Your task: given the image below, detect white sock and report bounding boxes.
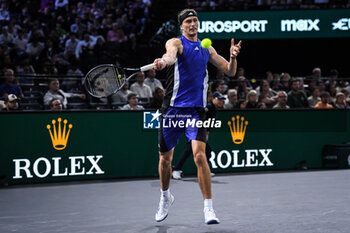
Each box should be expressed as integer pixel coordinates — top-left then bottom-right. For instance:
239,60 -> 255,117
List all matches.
161,189 -> 170,198
204,199 -> 213,209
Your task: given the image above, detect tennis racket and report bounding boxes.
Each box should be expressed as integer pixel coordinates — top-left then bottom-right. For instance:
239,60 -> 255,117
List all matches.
83,63 -> 155,98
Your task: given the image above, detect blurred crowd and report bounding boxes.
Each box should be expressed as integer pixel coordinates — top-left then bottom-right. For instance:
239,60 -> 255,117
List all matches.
1,64 -> 349,111
0,0 -> 349,111
0,0 -> 150,77
210,67 -> 350,110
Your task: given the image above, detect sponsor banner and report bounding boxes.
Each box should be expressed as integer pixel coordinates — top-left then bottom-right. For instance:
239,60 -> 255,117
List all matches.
196,9 -> 350,39
143,110 -> 222,129
0,110 -> 349,185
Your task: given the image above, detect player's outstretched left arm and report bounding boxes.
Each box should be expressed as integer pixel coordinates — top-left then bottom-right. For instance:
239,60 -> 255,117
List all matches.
209,38 -> 242,77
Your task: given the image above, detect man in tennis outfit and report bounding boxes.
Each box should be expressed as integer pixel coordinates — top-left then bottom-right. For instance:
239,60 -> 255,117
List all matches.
153,8 -> 242,224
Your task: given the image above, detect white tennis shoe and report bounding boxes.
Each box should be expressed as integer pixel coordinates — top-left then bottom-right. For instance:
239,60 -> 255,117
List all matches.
204,207 -> 220,224
172,170 -> 182,180
155,193 -> 174,222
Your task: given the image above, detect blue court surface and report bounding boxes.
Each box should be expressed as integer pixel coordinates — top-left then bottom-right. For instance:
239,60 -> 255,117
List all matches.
1,169 -> 349,233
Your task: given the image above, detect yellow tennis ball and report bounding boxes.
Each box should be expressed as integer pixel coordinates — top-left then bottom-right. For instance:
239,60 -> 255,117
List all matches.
118,74 -> 122,78
201,38 -> 212,49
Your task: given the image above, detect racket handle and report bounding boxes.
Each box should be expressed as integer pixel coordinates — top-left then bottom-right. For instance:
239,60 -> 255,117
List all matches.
140,63 -> 155,72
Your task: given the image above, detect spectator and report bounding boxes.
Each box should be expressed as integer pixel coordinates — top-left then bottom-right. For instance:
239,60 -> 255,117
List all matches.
62,63 -> 83,91
235,67 -> 246,79
41,0 -> 54,11
297,78 -> 311,96
287,79 -> 309,108
43,78 -> 85,109
16,61 -> 36,85
246,90 -> 258,108
54,22 -> 67,41
75,33 -> 95,60
0,2 -> 10,22
315,92 -> 333,109
311,67 -> 323,83
40,38 -> 60,61
40,58 -> 58,75
337,74 -> 349,93
0,98 -> 4,110
235,69 -> 252,88
49,98 -> 63,110
75,33 -> 96,73
308,87 -> 321,108
273,91 -> 290,109
120,92 -> 144,110
340,88 -> 350,106
258,80 -> 277,108
327,83 -> 337,102
271,73 -> 281,91
130,72 -> 152,99
147,86 -> 164,109
325,69 -> 339,87
213,80 -> 226,95
224,89 -> 239,109
107,22 -> 126,43
317,81 -> 326,93
239,99 -> 247,109
0,26 -> 14,45
70,17 -> 86,34
0,69 -> 24,99
13,29 -> 28,54
257,102 -> 267,109
55,0 -> 69,12
2,94 -> 20,111
334,93 -> 347,109
93,36 -> 109,65
215,69 -> 230,90
27,20 -> 45,41
26,37 -> 45,60
280,72 -> 291,92
111,81 -> 132,103
76,1 -> 84,18
266,72 -> 276,88
236,76 -> 250,101
64,33 -> 80,59
144,69 -> 163,93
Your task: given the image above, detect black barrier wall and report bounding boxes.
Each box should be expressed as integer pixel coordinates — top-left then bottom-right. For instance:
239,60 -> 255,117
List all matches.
0,110 -> 349,185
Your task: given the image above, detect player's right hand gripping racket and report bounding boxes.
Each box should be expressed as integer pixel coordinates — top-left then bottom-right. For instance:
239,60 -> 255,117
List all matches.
83,63 -> 154,98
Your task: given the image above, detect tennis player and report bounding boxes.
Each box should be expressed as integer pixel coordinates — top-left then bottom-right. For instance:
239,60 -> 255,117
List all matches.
153,8 -> 241,224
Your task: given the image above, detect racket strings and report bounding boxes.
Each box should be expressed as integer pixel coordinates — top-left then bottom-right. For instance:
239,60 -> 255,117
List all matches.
85,66 -> 125,97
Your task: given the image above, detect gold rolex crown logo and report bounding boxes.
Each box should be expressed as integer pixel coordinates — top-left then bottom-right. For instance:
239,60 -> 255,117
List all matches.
227,115 -> 248,144
46,118 -> 73,150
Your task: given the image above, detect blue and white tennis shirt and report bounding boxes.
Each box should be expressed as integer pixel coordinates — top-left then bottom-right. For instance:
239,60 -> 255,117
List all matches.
162,35 -> 210,108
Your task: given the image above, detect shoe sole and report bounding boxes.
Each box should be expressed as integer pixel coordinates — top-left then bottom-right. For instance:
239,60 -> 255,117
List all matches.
156,213 -> 168,222
155,195 -> 175,222
206,219 -> 220,224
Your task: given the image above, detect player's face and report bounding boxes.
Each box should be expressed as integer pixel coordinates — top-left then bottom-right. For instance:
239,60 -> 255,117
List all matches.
181,16 -> 198,37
